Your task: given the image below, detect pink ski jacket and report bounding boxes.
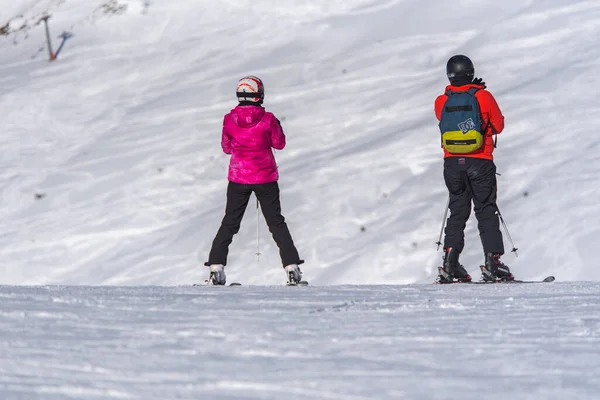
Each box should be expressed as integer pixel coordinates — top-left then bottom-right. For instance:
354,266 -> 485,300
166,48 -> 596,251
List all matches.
221,105 -> 286,184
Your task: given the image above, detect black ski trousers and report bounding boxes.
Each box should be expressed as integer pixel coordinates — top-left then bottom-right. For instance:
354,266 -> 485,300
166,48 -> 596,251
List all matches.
443,157 -> 504,255
206,181 -> 302,267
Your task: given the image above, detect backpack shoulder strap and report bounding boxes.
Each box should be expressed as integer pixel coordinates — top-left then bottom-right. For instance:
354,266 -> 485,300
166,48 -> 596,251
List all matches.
445,89 -> 454,96
466,87 -> 497,146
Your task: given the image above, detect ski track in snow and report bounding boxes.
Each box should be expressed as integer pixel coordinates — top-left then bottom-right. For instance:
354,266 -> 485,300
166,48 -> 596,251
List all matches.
1,284 -> 599,399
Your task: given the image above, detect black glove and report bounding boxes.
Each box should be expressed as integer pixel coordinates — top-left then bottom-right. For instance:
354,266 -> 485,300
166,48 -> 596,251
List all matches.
472,77 -> 486,88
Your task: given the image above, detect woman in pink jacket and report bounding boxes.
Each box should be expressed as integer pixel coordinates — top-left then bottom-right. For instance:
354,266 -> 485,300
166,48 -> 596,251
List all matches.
204,76 -> 304,285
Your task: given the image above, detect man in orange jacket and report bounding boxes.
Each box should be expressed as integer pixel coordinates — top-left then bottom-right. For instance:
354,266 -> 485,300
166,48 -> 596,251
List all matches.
434,55 -> 514,283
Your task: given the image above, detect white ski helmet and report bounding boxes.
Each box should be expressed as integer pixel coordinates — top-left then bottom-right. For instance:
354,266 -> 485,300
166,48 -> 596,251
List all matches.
236,76 -> 264,103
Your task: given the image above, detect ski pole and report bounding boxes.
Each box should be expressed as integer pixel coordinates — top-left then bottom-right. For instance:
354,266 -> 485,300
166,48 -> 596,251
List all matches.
255,196 -> 261,260
436,196 -> 450,251
496,209 -> 518,257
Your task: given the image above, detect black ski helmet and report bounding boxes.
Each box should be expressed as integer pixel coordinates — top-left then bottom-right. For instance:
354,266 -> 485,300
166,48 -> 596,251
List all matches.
446,55 -> 474,83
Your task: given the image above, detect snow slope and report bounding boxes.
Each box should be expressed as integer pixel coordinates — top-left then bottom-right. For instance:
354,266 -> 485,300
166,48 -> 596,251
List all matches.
1,283 -> 599,399
1,0 -> 600,285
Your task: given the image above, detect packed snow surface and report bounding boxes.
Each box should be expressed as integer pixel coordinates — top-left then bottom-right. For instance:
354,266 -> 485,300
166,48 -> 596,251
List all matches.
1,283 -> 599,399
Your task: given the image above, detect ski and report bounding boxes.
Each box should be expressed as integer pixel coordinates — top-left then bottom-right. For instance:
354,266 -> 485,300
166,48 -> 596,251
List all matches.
435,276 -> 555,284
192,282 -> 242,287
287,280 -> 309,286
465,276 -> 555,284
435,267 -> 555,284
190,281 -> 310,287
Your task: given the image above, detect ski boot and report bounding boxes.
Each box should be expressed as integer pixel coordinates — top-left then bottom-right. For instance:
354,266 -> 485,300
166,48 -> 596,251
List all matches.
206,264 -> 226,285
284,264 -> 303,286
480,253 -> 514,282
436,248 -> 472,283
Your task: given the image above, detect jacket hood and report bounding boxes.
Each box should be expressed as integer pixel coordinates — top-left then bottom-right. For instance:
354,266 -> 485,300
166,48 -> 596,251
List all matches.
445,83 -> 486,92
231,105 -> 266,128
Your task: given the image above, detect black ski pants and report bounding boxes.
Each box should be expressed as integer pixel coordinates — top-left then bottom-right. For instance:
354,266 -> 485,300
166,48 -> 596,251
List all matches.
206,181 -> 303,267
443,157 -> 504,255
